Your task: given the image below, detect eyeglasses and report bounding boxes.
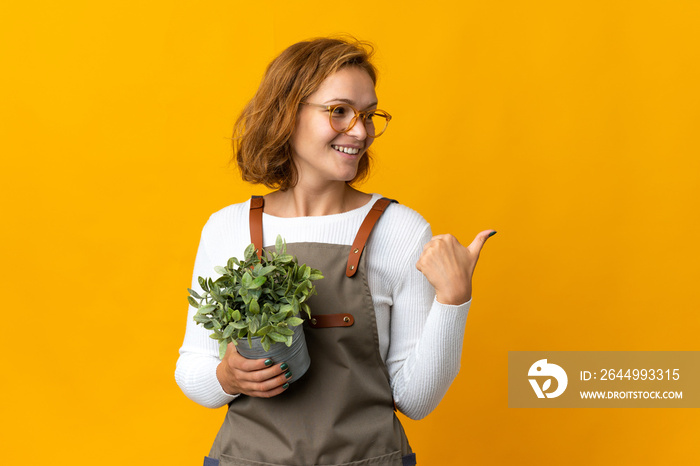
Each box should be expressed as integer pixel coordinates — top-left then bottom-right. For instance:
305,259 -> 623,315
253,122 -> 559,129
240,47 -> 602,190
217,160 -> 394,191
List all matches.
299,102 -> 392,138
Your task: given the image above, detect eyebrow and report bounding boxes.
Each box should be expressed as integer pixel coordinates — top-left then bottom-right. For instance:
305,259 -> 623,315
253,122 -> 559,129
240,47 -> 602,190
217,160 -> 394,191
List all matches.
323,98 -> 379,109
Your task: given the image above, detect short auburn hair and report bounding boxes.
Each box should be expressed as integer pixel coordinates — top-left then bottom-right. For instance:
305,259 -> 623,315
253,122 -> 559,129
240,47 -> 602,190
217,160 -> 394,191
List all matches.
233,37 -> 378,191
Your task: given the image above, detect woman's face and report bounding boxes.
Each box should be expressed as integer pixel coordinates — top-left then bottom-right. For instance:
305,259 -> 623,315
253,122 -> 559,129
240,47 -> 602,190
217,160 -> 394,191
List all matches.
290,66 -> 377,188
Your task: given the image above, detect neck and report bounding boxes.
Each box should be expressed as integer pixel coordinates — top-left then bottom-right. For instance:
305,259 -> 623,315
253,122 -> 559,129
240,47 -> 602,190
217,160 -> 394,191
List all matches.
264,183 -> 370,217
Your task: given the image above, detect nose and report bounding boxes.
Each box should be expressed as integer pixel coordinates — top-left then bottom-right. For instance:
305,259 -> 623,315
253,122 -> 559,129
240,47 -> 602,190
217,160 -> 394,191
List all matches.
346,116 -> 368,141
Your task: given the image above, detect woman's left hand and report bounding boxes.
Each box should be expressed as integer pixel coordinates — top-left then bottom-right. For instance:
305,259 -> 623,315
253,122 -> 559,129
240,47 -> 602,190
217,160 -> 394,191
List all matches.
415,230 -> 496,305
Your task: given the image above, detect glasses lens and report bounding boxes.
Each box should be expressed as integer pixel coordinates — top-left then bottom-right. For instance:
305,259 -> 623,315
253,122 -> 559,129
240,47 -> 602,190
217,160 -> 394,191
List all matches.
329,104 -> 356,133
366,111 -> 389,137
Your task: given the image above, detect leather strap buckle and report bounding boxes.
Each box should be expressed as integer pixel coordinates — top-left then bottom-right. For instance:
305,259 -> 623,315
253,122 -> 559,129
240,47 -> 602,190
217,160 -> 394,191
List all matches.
308,313 -> 354,328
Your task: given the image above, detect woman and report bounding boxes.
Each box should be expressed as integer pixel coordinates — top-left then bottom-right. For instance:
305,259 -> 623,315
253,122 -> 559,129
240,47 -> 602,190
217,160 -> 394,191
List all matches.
176,37 -> 495,466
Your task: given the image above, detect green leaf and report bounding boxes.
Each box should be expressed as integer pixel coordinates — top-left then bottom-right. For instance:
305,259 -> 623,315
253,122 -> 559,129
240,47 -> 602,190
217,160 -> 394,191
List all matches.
193,313 -> 210,324
244,243 -> 256,261
231,310 -> 241,321
269,311 -> 287,323
261,335 -> 271,352
278,254 -> 294,264
187,296 -> 200,308
276,326 -> 294,336
256,325 -> 272,336
301,303 -> 311,318
188,288 -> 202,299
248,298 -> 260,314
294,281 -> 308,297
249,288 -> 262,301
219,340 -> 228,359
249,315 -> 260,335
250,276 -> 267,289
198,304 -> 217,315
242,271 -> 253,288
263,303 -> 276,314
223,324 -> 235,339
309,272 -> 324,281
214,266 -> 228,275
286,317 -> 304,327
211,288 -> 225,304
268,332 -> 288,343
198,276 -> 209,292
279,303 -> 293,313
285,335 -> 293,347
212,320 -> 222,330
275,235 -> 284,253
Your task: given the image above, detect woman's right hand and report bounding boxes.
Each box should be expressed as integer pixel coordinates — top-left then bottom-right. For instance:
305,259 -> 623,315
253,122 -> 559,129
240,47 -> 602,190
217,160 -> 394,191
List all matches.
216,342 -> 291,398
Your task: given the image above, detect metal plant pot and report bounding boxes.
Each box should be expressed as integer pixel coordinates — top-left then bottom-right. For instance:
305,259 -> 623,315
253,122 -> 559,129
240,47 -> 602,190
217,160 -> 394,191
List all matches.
236,324 -> 310,384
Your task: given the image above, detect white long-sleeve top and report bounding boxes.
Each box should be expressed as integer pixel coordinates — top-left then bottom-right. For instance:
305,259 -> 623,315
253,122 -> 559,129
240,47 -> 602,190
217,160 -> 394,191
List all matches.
175,193 -> 470,420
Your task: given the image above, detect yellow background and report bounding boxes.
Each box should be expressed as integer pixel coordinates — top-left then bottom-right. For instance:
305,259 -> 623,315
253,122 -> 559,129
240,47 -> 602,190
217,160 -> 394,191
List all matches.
2,1 -> 699,464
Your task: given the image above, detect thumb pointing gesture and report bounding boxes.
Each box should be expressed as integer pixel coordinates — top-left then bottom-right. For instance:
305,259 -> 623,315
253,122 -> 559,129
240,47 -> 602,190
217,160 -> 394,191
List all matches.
416,230 -> 497,305
467,229 -> 497,264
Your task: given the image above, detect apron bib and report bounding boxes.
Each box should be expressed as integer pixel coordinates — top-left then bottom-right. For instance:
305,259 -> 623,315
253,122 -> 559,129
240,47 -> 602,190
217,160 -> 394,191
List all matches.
205,197 -> 415,466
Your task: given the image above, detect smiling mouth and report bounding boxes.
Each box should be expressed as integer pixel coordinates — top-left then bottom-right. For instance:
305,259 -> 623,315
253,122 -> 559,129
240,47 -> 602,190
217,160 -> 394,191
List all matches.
331,144 -> 361,155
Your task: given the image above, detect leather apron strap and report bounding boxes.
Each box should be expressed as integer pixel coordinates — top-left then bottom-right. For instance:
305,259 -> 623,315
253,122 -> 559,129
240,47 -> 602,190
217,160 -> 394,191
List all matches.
249,195 -> 264,260
346,197 -> 397,277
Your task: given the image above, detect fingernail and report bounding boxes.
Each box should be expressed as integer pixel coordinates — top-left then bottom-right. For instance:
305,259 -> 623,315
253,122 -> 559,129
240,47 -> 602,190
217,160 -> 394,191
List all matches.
488,231 -> 497,238
285,371 -> 292,379
280,363 -> 289,371
264,359 -> 273,366
282,383 -> 289,389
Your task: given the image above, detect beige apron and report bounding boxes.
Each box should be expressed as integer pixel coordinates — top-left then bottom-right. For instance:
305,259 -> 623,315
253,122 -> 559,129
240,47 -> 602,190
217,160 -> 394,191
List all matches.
205,197 -> 415,466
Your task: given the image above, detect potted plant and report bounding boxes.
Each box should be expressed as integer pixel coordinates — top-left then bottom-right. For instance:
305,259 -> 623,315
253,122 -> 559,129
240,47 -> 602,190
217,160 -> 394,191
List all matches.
187,235 -> 323,383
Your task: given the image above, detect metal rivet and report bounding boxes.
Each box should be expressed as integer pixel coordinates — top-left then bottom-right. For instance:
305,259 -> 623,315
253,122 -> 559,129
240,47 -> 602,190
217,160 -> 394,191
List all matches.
343,316 -> 350,323
311,318 -> 317,325
349,265 -> 355,270
353,248 -> 359,254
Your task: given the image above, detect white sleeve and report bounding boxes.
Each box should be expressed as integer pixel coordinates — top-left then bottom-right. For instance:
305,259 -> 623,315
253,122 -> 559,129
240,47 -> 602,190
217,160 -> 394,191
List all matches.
386,223 -> 471,420
174,223 -> 238,408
